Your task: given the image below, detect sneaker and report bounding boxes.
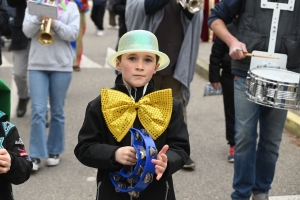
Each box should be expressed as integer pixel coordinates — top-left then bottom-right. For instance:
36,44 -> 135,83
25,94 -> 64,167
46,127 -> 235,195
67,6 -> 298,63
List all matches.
228,146 -> 234,163
46,154 -> 60,166
96,30 -> 104,36
17,97 -> 30,117
182,157 -> 196,169
73,65 -> 80,72
252,193 -> 269,200
31,158 -> 41,171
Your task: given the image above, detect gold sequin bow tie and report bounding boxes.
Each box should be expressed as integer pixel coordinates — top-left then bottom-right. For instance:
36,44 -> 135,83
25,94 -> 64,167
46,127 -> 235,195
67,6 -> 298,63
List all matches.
101,88 -> 173,142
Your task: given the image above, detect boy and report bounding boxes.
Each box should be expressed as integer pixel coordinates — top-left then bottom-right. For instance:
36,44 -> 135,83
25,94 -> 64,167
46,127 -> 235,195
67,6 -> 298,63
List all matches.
0,78 -> 32,200
74,30 -> 190,200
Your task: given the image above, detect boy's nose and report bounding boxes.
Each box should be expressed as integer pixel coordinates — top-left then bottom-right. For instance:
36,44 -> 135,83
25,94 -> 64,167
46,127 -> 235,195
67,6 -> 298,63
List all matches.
136,60 -> 144,70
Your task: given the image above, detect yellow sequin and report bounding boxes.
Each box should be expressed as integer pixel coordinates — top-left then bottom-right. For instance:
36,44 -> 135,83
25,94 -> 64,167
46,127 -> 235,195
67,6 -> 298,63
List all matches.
101,89 -> 173,142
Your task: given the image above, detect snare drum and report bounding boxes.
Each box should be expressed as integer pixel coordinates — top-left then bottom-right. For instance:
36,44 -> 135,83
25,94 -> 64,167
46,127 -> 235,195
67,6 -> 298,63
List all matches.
245,67 -> 300,110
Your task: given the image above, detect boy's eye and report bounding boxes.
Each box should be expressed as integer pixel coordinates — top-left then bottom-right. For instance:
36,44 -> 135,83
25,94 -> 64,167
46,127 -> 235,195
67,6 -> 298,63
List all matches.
145,58 -> 153,62
129,57 -> 136,60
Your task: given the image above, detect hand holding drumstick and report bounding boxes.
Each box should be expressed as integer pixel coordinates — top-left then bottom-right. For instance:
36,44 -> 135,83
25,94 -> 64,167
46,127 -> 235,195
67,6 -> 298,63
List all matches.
229,41 -> 279,60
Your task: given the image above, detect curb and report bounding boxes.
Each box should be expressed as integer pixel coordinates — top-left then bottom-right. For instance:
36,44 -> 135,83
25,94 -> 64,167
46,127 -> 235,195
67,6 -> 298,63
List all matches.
195,59 -> 300,138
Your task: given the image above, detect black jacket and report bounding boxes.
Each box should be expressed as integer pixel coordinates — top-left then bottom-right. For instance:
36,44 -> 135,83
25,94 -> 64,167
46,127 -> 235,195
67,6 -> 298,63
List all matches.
145,0 -> 193,20
7,0 -> 29,51
0,111 -> 32,200
74,75 -> 190,200
209,36 -> 232,82
209,22 -> 236,82
0,0 -> 9,65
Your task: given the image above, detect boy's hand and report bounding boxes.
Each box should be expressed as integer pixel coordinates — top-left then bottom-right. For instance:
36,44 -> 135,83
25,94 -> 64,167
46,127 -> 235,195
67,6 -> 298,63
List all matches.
115,146 -> 137,165
151,145 -> 169,181
0,149 -> 11,174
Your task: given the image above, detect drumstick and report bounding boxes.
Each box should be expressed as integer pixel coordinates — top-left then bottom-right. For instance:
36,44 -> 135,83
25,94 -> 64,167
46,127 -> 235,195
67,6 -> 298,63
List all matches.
244,52 -> 279,59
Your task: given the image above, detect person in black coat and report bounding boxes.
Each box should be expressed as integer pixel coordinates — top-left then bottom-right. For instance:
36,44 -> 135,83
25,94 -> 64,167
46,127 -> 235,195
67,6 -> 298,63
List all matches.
7,0 -> 31,118
74,30 -> 190,200
209,22 -> 236,163
0,111 -> 33,200
0,79 -> 32,200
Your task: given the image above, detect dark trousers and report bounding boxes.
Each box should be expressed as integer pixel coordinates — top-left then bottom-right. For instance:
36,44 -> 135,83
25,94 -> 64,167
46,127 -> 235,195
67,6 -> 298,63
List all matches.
91,5 -> 105,30
220,72 -> 235,146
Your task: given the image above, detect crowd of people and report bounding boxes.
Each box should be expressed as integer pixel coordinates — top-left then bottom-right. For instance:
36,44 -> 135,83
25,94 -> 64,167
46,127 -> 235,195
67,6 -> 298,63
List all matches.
0,0 -> 299,199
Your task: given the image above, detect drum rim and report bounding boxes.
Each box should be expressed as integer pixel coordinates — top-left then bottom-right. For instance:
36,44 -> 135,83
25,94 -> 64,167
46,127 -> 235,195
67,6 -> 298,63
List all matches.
248,68 -> 300,85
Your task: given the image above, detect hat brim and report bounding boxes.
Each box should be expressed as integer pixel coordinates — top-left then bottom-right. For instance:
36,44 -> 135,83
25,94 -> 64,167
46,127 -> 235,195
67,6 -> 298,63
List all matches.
107,49 -> 170,71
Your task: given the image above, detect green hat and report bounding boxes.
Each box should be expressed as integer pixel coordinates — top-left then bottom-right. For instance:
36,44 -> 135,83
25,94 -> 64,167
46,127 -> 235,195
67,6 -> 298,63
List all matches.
107,30 -> 170,71
0,79 -> 11,121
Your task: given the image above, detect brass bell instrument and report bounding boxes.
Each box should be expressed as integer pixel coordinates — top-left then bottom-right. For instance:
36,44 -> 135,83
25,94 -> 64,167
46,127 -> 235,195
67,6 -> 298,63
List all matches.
177,0 -> 203,13
37,0 -> 55,45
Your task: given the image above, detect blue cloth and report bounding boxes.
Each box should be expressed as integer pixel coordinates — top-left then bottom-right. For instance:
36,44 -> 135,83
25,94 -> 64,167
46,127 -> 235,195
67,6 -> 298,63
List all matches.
92,0 -> 106,6
232,77 -> 287,200
207,0 -> 246,27
29,70 -> 72,158
73,0 -> 82,9
70,41 -> 76,58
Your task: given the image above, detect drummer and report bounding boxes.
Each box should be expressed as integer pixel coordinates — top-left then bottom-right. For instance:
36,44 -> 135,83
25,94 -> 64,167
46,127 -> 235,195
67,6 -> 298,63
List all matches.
208,1 -> 300,200
74,30 -> 190,200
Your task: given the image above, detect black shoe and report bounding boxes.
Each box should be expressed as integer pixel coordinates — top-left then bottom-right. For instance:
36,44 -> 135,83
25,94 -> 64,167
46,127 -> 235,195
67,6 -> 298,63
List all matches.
182,157 -> 196,169
31,158 -> 41,171
17,97 -> 30,117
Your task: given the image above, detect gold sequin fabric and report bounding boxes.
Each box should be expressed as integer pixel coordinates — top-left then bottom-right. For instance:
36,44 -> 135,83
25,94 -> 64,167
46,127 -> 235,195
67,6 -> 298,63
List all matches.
101,89 -> 173,142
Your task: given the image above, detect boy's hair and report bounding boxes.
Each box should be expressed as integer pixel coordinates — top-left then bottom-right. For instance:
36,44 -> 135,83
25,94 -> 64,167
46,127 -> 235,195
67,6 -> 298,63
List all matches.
117,54 -> 160,64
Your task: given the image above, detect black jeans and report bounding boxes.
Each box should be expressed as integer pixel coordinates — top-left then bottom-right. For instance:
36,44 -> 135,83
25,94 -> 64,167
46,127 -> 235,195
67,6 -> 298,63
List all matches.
220,72 -> 235,146
91,5 -> 105,30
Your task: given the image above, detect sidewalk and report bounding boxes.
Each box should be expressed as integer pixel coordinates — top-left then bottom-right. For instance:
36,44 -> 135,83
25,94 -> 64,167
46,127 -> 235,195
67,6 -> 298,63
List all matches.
195,42 -> 300,137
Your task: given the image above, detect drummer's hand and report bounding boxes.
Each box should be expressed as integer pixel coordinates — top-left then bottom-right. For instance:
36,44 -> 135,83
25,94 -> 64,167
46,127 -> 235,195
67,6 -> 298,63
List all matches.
115,146 -> 137,166
152,145 -> 169,181
228,40 -> 247,60
211,82 -> 220,90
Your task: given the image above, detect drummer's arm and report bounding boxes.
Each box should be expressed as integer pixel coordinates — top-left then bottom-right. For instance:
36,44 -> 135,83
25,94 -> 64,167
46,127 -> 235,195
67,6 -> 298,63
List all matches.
208,0 -> 247,60
210,19 -> 246,60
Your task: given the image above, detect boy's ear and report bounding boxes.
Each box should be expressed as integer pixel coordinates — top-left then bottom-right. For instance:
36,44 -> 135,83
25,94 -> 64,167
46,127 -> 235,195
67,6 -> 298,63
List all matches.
153,63 -> 160,74
116,58 -> 121,70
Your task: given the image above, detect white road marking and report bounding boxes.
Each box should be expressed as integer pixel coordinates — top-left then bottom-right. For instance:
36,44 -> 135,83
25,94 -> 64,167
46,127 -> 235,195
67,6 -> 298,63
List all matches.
86,177 -> 96,182
80,55 -> 105,68
270,195 -> 300,200
103,47 -> 116,69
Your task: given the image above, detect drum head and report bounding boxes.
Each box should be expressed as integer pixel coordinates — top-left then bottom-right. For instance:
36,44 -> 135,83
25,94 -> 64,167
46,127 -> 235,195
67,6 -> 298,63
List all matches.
250,68 -> 300,83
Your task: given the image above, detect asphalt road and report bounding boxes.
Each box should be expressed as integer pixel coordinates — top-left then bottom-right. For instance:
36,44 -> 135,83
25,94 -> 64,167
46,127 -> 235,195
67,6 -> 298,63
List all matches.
0,6 -> 299,200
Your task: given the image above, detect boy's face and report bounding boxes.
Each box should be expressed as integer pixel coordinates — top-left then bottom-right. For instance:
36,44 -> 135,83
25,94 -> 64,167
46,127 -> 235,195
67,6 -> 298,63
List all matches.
116,52 -> 160,88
